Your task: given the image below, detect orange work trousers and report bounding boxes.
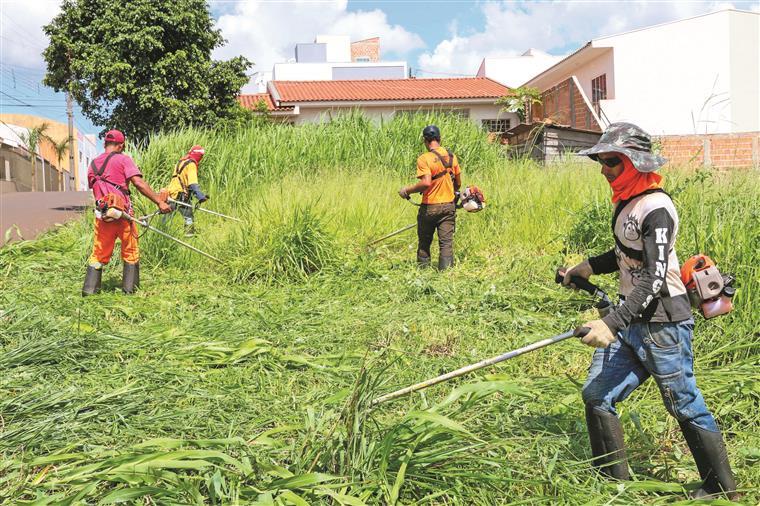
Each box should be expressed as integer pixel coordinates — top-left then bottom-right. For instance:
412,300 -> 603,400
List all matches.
88,217 -> 139,265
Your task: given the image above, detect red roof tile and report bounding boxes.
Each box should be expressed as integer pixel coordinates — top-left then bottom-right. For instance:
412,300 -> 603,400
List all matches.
238,93 -> 294,112
271,78 -> 510,103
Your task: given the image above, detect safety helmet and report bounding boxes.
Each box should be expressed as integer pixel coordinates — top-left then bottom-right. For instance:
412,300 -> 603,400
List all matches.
186,145 -> 205,164
461,185 -> 486,212
422,125 -> 441,142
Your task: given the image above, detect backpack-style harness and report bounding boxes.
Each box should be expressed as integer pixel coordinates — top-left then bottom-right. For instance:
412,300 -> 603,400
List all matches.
90,152 -> 131,197
428,148 -> 456,181
171,158 -> 195,195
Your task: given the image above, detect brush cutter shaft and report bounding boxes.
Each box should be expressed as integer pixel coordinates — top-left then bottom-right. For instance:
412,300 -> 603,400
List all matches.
367,223 -> 417,246
371,329 -> 578,405
124,214 -> 224,264
168,198 -> 242,222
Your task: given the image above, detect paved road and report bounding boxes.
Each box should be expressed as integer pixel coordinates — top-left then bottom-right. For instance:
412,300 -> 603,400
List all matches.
0,191 -> 91,247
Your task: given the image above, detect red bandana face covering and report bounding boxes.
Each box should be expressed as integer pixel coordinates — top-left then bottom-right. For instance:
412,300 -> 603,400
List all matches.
609,155 -> 663,202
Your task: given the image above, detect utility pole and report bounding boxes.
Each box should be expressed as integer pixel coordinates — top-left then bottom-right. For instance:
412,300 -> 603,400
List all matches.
67,91 -> 75,191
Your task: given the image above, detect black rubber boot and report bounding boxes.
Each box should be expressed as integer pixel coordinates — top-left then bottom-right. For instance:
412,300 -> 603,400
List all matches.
82,266 -> 102,296
438,255 -> 454,271
417,253 -> 431,268
585,404 -> 630,480
122,262 -> 140,294
679,420 -> 739,500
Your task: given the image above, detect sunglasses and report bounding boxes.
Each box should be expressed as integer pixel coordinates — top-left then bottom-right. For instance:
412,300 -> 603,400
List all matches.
597,155 -> 622,167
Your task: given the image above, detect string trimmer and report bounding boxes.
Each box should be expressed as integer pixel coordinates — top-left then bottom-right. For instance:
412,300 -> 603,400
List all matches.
168,198 -> 242,223
370,269 -> 611,405
366,187 -> 486,248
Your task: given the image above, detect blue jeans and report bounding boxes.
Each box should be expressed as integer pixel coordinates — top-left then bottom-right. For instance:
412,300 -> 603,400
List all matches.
582,320 -> 719,432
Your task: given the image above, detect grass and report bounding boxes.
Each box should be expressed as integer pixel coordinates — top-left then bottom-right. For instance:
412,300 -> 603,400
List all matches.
0,113 -> 758,504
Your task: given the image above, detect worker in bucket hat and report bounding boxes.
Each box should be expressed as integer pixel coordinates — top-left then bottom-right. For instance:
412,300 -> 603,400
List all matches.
562,122 -> 738,499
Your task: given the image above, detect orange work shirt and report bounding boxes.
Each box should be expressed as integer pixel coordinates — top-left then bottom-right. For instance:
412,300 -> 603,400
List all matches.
416,147 -> 461,204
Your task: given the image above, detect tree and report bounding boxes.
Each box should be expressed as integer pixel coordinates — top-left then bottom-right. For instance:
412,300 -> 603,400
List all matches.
19,123 -> 50,192
52,137 -> 71,191
497,86 -> 542,123
43,0 -> 252,141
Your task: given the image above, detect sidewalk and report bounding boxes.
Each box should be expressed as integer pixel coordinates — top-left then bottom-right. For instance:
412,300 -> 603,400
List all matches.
0,191 -> 91,247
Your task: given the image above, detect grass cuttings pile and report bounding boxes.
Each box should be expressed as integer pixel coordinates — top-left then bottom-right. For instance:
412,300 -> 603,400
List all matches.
1,113 -> 758,504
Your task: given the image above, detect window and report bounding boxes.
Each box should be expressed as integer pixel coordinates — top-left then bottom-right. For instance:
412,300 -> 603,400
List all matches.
481,119 -> 511,134
591,74 -> 607,108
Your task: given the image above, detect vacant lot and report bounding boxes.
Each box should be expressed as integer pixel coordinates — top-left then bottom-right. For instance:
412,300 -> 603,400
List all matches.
2,115 -> 758,504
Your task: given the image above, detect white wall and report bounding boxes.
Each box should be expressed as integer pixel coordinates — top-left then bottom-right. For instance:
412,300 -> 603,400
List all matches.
478,52 -> 565,88
293,103 -> 517,128
593,10 -> 738,135
273,63 -> 333,81
729,11 -> 760,132
315,35 -> 351,63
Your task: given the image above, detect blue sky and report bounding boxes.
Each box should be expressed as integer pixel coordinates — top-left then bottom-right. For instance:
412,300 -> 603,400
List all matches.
2,0 -> 758,134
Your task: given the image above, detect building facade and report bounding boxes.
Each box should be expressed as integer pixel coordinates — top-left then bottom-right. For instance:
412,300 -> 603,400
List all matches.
271,35 -> 407,84
240,78 -> 517,132
0,113 -> 94,192
524,9 -> 759,136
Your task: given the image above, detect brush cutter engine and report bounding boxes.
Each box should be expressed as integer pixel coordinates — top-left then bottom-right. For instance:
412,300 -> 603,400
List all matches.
95,193 -> 128,222
680,254 -> 735,319
460,185 -> 486,212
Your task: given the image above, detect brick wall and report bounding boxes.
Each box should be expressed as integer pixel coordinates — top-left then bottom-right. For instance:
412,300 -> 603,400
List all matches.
657,132 -> 760,169
530,77 -> 601,132
351,38 -> 380,62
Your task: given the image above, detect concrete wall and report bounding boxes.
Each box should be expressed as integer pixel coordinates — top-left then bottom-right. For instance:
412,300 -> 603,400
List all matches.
315,35 -> 351,63
531,10 -> 759,135
592,10 -> 755,135
729,12 -> 760,133
293,103 -> 517,129
273,63 -> 333,81
477,52 -> 564,88
332,65 -> 406,80
295,43 -> 327,63
274,61 -> 408,81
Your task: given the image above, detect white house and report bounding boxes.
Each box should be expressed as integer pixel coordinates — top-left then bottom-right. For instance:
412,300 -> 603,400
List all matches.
239,78 -> 517,132
476,49 -> 564,88
523,9 -> 760,135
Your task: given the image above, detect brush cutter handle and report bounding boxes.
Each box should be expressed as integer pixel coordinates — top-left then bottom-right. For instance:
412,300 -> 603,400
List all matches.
555,268 -> 601,296
574,326 -> 591,338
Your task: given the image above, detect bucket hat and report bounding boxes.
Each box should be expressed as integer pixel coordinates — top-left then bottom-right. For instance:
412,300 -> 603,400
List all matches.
578,122 -> 666,172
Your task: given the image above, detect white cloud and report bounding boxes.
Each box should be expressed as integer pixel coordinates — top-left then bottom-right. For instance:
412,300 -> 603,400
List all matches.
417,1 -> 748,76
0,0 -> 60,69
213,0 -> 424,92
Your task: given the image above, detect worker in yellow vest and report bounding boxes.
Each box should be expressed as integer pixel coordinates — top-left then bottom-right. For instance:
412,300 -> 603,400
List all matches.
165,145 -> 208,237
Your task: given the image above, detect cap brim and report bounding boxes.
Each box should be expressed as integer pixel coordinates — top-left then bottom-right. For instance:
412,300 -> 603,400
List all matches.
578,143 -> 667,172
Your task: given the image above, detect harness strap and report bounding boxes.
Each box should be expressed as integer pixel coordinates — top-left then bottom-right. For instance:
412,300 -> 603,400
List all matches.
430,148 -> 455,180
172,159 -> 195,193
90,152 -> 130,196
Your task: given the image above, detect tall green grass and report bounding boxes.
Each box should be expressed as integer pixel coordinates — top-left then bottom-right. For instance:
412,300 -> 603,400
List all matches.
1,113 -> 758,503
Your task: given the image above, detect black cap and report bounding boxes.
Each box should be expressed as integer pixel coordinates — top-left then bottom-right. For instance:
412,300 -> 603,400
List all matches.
422,125 -> 441,142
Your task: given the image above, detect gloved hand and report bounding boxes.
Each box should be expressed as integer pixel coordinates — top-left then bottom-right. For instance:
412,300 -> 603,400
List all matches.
197,195 -> 209,204
579,319 -> 616,348
398,187 -> 410,199
562,260 -> 593,289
